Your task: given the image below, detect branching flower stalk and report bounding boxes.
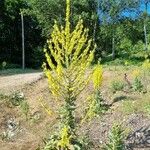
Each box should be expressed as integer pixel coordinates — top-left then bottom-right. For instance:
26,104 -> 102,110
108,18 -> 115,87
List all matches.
83,63 -> 103,122
43,0 -> 96,148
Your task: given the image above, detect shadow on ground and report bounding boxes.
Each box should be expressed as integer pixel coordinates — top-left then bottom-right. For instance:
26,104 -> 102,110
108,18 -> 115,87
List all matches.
126,125 -> 150,149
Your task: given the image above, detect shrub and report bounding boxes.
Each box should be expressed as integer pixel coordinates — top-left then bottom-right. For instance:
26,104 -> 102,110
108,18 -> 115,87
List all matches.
131,69 -> 143,92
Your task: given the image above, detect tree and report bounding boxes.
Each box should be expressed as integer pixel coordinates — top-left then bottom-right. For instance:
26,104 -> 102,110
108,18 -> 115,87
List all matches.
27,0 -> 66,37
28,0 -> 99,40
99,0 -> 139,59
0,0 -> 44,68
142,0 -> 150,50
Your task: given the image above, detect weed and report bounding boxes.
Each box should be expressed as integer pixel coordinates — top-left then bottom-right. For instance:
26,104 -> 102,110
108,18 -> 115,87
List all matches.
111,80 -> 125,93
103,124 -> 125,150
10,92 -> 24,106
20,101 -> 30,120
82,64 -> 104,121
0,93 -> 8,101
121,100 -> 136,114
142,59 -> 150,72
83,90 -> 107,121
42,0 -> 96,148
144,104 -> 150,116
132,77 -> 143,92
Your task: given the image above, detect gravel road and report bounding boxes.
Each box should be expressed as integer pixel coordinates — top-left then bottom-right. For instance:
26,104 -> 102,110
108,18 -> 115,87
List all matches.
0,72 -> 43,94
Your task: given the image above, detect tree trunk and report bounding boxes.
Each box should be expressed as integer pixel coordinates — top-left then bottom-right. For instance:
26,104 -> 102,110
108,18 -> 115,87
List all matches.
144,22 -> 148,50
21,12 -> 25,69
93,21 -> 97,43
144,2 -> 148,50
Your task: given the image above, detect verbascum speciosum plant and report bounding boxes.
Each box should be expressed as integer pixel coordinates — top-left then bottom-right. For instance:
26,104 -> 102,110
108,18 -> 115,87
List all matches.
83,63 -> 103,122
43,0 -> 96,149
103,124 -> 125,150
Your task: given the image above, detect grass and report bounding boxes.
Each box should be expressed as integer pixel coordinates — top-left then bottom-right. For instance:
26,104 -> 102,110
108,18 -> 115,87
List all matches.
117,98 -> 150,116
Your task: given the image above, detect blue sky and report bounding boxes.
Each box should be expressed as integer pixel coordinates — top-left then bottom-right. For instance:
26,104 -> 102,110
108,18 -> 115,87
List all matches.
140,3 -> 150,14
123,3 -> 150,18
98,2 -> 150,20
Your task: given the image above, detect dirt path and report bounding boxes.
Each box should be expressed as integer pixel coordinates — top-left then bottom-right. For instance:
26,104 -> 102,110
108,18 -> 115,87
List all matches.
0,72 -> 43,94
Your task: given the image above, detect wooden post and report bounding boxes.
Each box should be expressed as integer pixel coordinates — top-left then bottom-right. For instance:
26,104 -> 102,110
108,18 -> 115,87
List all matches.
21,11 -> 25,69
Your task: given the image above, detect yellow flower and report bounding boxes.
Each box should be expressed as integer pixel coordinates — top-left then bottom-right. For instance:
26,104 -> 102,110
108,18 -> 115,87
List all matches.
57,126 -> 71,148
92,63 -> 103,89
142,59 -> 150,71
132,69 -> 141,78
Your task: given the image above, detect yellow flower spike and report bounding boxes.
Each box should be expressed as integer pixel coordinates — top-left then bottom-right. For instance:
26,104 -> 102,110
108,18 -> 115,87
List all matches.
57,126 -> 71,148
92,63 -> 103,90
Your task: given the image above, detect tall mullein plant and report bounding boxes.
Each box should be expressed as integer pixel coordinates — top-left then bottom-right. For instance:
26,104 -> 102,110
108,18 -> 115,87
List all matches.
83,63 -> 103,121
43,0 -> 96,148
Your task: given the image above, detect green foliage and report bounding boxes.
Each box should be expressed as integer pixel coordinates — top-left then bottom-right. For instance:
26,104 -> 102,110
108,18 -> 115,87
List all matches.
1,61 -> 7,69
111,80 -> 125,93
119,38 -> 132,52
142,59 -> 150,72
84,90 -> 106,121
20,101 -> 30,120
121,100 -> 136,114
104,124 -> 125,150
29,0 -> 98,38
0,0 -> 43,68
132,77 -> 143,92
10,92 -> 24,106
144,104 -> 150,116
44,131 -> 91,150
133,41 -> 144,53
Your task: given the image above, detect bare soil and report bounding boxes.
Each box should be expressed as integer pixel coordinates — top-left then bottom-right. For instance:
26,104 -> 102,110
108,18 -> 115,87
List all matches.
0,68 -> 150,150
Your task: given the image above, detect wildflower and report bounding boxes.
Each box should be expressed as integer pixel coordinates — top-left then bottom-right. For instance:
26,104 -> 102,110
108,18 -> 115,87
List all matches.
92,63 -> 103,90
131,69 -> 141,78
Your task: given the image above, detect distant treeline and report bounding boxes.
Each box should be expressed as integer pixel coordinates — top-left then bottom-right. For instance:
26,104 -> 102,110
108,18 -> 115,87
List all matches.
0,0 -> 150,68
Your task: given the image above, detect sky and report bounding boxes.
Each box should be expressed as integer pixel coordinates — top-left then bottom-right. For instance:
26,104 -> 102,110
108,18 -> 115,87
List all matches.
124,2 -> 150,18
98,1 -> 150,20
